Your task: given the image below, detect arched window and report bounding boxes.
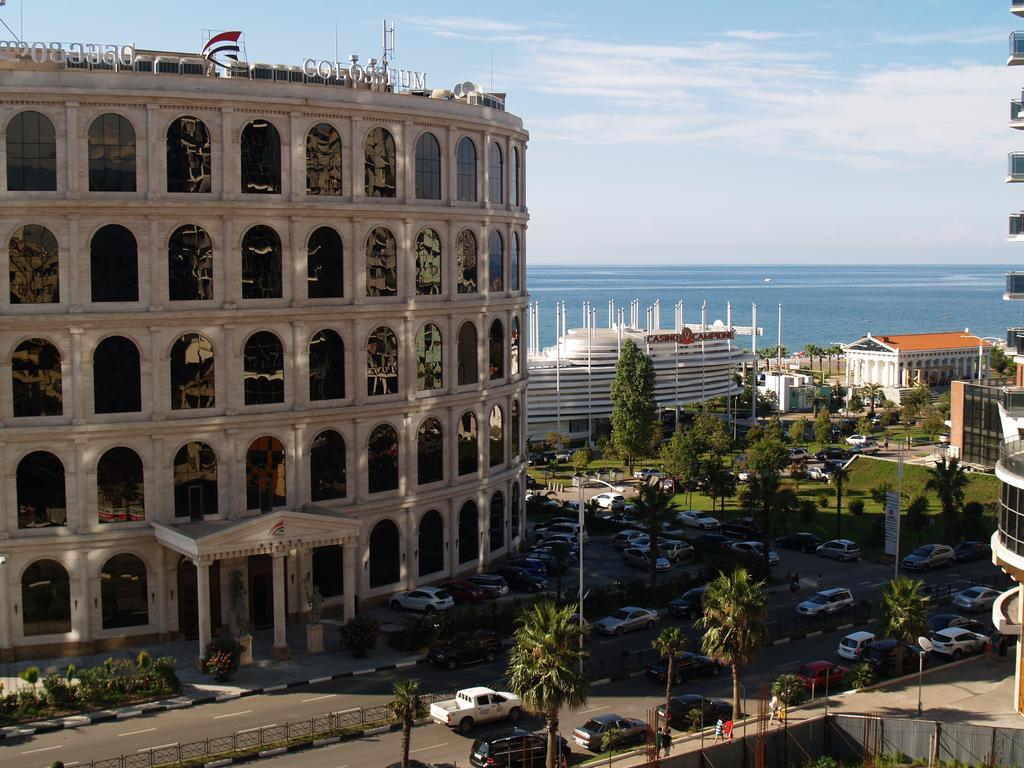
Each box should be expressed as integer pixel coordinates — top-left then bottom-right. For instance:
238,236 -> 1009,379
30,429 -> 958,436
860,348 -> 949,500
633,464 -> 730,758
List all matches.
456,229 -> 478,294
90,224 -> 138,302
417,323 -> 443,391
246,436 -> 285,511
415,132 -> 441,199
418,510 -> 444,577
22,559 -> 70,636
511,398 -> 521,460
240,119 -> 281,194
9,225 -> 59,304
367,326 -> 398,396
458,501 -> 479,564
489,142 -> 504,204
458,411 -> 478,476
17,451 -> 66,528
93,336 -> 141,414
417,417 -> 444,485
415,227 -> 442,296
88,113 -> 136,192
6,111 -> 56,191
310,430 -> 347,501
312,546 -> 343,598
170,333 -> 215,409
369,520 -> 400,587
511,316 -> 521,377
97,447 -> 145,523
241,225 -> 282,299
488,230 -> 504,293
511,146 -> 520,207
307,227 -> 343,299
166,116 -> 211,193
456,137 -> 477,202
243,331 -> 284,405
489,491 -> 505,552
457,322 -> 478,386
489,319 -> 505,380
489,404 -> 504,468
511,232 -> 521,292
101,554 -> 149,629
168,224 -> 214,301
368,424 -> 399,493
12,338 -> 62,417
363,127 -> 396,198
511,483 -> 521,541
173,441 -> 217,519
306,122 -> 342,195
309,329 -> 345,401
366,227 -> 397,297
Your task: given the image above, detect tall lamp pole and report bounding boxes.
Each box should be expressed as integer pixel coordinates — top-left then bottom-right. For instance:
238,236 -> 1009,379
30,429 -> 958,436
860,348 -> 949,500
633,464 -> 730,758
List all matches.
959,333 -> 999,383
575,475 -> 624,670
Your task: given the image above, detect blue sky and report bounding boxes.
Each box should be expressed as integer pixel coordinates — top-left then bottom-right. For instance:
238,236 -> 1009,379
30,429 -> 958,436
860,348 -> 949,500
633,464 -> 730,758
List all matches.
3,0 -> 1023,265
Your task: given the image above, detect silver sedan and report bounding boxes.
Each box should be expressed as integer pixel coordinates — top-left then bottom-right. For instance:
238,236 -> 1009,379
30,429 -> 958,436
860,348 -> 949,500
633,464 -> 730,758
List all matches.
952,586 -> 1000,613
594,606 -> 660,636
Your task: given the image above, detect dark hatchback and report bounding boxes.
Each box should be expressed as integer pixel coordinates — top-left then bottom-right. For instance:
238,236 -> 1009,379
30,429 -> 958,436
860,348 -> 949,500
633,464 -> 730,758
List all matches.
440,580 -> 487,605
953,541 -> 991,562
470,729 -> 569,768
507,557 -> 548,578
668,586 -> 708,619
493,566 -> 548,593
776,532 -> 824,553
927,614 -> 987,634
572,714 -> 649,752
427,630 -> 503,670
657,695 -> 733,730
646,652 -> 722,684
721,516 -> 765,539
861,640 -> 928,676
697,533 -> 734,550
465,574 -> 509,598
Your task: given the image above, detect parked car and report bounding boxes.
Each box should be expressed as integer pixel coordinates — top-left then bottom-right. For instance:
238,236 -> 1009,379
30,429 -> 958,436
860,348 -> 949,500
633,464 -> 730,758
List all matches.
440,580 -> 487,605
659,521 -> 690,538
656,695 -> 733,730
540,533 -> 579,552
776,532 -> 823,553
593,492 -> 626,510
430,687 -> 523,733
806,466 -> 832,483
534,516 -> 576,531
594,606 -> 660,636
837,631 -> 877,661
492,566 -> 548,593
927,613 -> 988,634
524,475 -> 541,490
612,529 -> 647,550
855,440 -> 881,455
730,541 -> 780,565
953,541 -> 992,563
845,434 -> 869,446
428,630 -> 503,670
658,539 -> 695,562
633,467 -> 665,480
815,447 -> 852,462
526,548 -> 574,571
902,544 -> 955,571
469,729 -> 569,768
797,661 -> 849,690
669,586 -> 708,619
697,532 -> 734,549
797,587 -> 855,619
465,574 -> 510,598
535,522 -> 586,544
861,639 -> 928,676
554,451 -> 572,463
646,652 -> 722,684
789,447 -> 809,461
526,494 -> 562,510
389,586 -> 455,613
816,539 -> 861,562
506,558 -> 548,578
952,586 -> 1001,613
573,714 -> 649,752
929,628 -> 990,660
623,547 -> 671,572
679,510 -> 721,530
721,516 -> 765,539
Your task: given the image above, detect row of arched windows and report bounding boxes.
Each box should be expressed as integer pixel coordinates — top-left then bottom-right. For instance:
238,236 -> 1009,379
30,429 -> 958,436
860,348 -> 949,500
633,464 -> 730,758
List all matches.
15,402 -> 522,528
10,318 -> 520,417
4,111 -> 524,204
7,223 -> 521,305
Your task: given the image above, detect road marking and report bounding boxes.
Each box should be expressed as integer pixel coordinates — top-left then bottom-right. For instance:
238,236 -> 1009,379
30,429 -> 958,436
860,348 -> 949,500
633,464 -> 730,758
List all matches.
410,744 -> 448,754
579,704 -> 611,714
302,694 -> 337,703
857,580 -> 874,586
119,727 -> 157,737
213,709 -> 252,719
142,744 -> 177,752
21,746 -> 62,755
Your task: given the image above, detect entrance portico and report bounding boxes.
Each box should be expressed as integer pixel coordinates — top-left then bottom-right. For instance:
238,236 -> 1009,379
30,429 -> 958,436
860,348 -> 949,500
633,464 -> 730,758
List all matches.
152,507 -> 360,661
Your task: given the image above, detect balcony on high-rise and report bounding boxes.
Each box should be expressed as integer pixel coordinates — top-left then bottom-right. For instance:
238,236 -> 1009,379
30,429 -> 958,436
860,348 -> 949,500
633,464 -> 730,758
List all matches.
1007,153 -> 1024,182
1013,98 -> 1024,128
1011,31 -> 1024,64
1014,0 -> 1024,19
1005,271 -> 1024,300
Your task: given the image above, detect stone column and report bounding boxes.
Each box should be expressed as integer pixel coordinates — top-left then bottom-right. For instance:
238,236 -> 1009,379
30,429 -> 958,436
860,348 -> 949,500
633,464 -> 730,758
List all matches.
70,329 -> 84,424
65,102 -> 79,197
76,548 -> 92,646
0,558 -> 12,658
146,104 -> 160,200
156,546 -> 170,639
343,542 -> 357,620
196,561 -> 211,663
272,551 -> 289,659
67,214 -> 81,311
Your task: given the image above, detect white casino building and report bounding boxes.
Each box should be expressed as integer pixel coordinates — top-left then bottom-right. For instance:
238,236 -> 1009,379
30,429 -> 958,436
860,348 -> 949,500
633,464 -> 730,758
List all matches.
0,39 -> 528,661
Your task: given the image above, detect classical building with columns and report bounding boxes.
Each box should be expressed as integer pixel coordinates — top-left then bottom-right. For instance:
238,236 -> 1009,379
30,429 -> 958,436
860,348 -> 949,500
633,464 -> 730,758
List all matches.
0,44 -> 528,661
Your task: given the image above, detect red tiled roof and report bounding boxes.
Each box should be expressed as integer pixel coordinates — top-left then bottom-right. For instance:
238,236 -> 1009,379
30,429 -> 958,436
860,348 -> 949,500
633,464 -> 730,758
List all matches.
873,332 -> 992,352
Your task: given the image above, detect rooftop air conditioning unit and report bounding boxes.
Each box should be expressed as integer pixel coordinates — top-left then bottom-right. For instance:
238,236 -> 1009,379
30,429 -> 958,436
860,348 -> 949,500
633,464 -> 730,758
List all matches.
179,58 -> 206,76
250,63 -> 274,80
133,56 -> 154,73
154,57 -> 180,74
273,65 -> 289,82
287,66 -> 304,83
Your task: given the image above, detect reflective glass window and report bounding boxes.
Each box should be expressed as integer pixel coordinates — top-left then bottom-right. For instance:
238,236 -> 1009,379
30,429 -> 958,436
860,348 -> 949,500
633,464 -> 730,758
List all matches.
9,225 -> 59,304
12,338 -> 62,417
241,225 -> 282,299
17,451 -> 66,528
363,127 -> 396,197
367,326 -> 398,396
489,320 -> 505,380
101,554 -> 148,629
511,482 -> 521,540
456,137 -> 477,201
166,116 -> 211,193
511,316 -> 521,377
246,436 -> 285,511
306,122 -> 342,195
457,322 -> 478,386
458,501 -> 479,564
241,120 -> 281,194
243,331 -> 284,405
417,323 -> 443,391
511,398 -> 521,459
511,146 -> 520,207
489,142 -> 503,204
418,510 -> 444,576
170,333 -> 215,409
90,224 -> 139,302
417,417 -> 444,485
312,546 -> 343,598
310,429 -> 346,501
168,225 -> 214,300
97,447 -> 145,523
489,491 -> 505,551
489,404 -> 504,468
369,520 -> 400,587
6,111 -> 56,191
415,227 -> 442,296
415,132 -> 441,199
88,113 -> 136,192
368,424 -> 399,493
173,441 -> 218,519
366,227 -> 397,297
456,229 -> 478,294
488,230 -> 504,293
307,227 -> 343,299
93,336 -> 141,414
458,411 -> 479,476
511,232 -> 520,292
22,559 -> 70,636
309,329 -> 345,401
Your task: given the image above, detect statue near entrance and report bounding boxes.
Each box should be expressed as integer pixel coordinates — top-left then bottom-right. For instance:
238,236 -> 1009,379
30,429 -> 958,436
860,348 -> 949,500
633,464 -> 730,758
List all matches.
308,585 -> 323,625
229,570 -> 249,635
306,584 -> 325,654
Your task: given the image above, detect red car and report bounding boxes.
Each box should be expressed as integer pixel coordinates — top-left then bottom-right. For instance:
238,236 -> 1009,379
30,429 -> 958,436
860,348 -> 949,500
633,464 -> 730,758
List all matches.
797,661 -> 849,691
439,580 -> 486,605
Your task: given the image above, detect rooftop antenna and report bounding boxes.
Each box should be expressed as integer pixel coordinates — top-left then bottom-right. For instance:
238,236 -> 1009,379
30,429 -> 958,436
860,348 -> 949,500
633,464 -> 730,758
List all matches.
0,0 -> 24,44
335,22 -> 339,65
490,52 -> 493,92
381,18 -> 395,71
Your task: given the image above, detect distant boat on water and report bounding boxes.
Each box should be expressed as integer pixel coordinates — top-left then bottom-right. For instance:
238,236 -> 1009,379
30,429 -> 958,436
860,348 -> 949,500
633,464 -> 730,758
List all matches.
764,277 -> 773,283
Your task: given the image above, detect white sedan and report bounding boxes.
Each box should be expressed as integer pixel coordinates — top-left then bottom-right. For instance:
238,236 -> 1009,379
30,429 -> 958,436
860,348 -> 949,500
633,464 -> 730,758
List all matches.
593,492 -> 626,510
929,628 -> 990,659
678,510 -> 721,530
845,434 -> 869,446
388,586 -> 455,613
952,586 -> 1001,613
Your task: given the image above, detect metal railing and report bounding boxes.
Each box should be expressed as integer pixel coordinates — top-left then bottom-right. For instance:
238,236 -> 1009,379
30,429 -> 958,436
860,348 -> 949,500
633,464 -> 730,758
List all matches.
1010,214 -> 1024,237
1007,271 -> 1024,297
1008,152 -> 1024,178
1010,31 -> 1024,58
1005,387 -> 1024,415
999,436 -> 1024,476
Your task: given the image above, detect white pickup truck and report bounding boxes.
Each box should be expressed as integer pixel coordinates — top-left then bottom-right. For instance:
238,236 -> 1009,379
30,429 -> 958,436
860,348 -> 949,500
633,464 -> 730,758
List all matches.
429,686 -> 523,733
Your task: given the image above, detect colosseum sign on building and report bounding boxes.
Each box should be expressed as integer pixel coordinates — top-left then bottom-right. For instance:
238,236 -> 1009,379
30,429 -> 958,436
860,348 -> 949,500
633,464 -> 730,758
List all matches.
0,41 -> 528,662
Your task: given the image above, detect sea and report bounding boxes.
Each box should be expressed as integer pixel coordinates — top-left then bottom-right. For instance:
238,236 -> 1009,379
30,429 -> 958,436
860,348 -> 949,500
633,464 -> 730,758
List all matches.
524,264 -> 1024,353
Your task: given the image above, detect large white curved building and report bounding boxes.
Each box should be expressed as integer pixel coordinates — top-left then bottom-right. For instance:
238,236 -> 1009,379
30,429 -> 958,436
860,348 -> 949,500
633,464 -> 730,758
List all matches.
0,41 -> 528,661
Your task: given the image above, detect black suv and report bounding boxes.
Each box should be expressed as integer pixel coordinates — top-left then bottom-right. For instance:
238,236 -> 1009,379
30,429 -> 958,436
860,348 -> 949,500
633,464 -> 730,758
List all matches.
861,639 -> 927,676
668,586 -> 708,619
470,729 -> 569,768
646,652 -> 722,684
721,516 -> 765,539
427,630 -> 503,670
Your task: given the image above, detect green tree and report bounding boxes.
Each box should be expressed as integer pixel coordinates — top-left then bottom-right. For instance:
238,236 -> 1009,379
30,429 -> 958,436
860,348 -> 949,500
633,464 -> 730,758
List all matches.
877,578 -> 929,676
696,569 -> 769,721
546,432 -> 569,452
771,673 -> 808,712
747,436 -> 790,477
921,406 -> 946,441
926,456 -> 967,544
856,416 -> 873,436
601,727 -> 624,761
660,431 -> 701,502
861,383 -> 884,418
991,345 -> 1014,376
548,541 -> 573,603
506,602 -> 590,768
702,456 -> 737,512
635,483 -> 678,588
814,408 -> 832,446
827,344 -> 845,379
803,343 -> 821,375
389,678 -> 426,768
571,447 -> 593,476
610,340 -> 657,474
789,417 -> 811,446
652,627 -> 688,734
692,411 -> 733,459
905,495 -> 930,543
831,464 -> 849,540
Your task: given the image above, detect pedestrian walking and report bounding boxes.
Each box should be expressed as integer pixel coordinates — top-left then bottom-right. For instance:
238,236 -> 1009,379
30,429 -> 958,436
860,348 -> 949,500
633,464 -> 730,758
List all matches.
790,573 -> 800,600
662,725 -> 672,755
769,694 -> 781,724
724,720 -> 734,739
655,727 -> 663,755
817,573 -> 825,591
714,718 -> 725,742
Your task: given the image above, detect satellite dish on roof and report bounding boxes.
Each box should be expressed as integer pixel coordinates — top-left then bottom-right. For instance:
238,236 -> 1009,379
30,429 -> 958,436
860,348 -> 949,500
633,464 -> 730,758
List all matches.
462,80 -> 477,95
917,636 -> 934,653
453,82 -> 464,97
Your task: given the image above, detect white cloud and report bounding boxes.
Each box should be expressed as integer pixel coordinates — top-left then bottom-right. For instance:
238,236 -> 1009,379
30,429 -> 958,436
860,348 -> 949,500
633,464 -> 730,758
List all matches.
870,29 -> 1005,46
724,30 -> 815,41
406,17 -> 528,37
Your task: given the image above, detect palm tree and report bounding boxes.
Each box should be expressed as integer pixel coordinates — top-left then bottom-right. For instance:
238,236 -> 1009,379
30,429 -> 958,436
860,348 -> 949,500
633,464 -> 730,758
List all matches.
746,471 -> 781,565
926,456 -> 968,544
506,601 -> 590,768
389,678 -> 426,768
831,464 -> 849,540
861,383 -> 884,418
548,541 -> 573,603
696,569 -> 768,722
803,344 -> 819,376
827,343 -> 845,380
652,627 -> 688,733
634,482 -> 678,589
877,578 -> 929,676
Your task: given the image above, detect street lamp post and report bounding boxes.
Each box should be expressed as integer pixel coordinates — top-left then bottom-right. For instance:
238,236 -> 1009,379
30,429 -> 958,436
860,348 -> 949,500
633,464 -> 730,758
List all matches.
915,636 -> 934,717
959,333 -> 1000,383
